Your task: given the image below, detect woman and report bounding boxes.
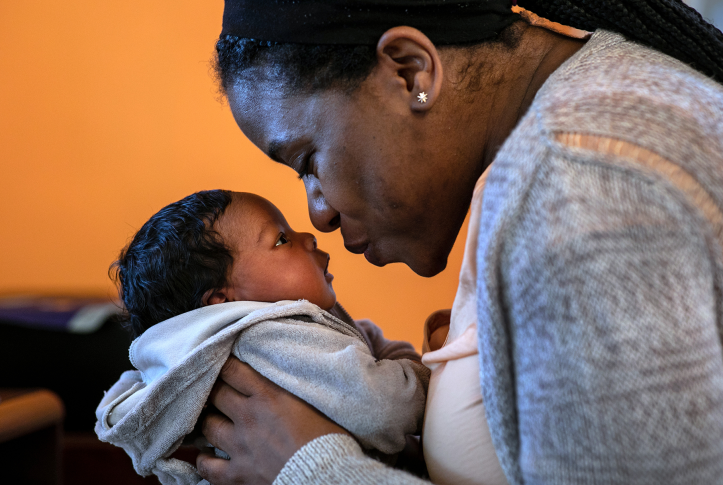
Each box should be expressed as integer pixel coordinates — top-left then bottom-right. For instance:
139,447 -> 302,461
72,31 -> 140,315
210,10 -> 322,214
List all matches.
195,1 -> 723,484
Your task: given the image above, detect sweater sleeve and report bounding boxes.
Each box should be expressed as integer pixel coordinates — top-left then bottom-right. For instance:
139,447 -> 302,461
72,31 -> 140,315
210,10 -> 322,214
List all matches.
274,434 -> 430,485
493,153 -> 723,483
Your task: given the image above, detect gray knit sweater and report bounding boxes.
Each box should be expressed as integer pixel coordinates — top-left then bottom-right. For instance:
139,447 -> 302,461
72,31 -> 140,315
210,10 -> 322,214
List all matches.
274,31 -> 723,485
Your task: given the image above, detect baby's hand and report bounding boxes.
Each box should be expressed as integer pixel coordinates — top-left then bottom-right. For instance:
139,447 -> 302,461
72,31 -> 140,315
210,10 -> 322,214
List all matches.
425,309 -> 451,352
429,325 -> 450,351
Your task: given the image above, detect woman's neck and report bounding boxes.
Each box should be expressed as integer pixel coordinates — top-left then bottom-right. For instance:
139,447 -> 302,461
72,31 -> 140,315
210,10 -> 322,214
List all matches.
517,29 -> 588,122
445,24 -> 588,169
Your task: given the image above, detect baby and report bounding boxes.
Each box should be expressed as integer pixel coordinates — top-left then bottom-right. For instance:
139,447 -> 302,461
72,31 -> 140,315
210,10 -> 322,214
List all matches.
95,190 -> 429,485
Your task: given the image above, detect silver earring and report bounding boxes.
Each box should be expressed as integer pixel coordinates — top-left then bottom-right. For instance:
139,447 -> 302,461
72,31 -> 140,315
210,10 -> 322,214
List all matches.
417,92 -> 428,103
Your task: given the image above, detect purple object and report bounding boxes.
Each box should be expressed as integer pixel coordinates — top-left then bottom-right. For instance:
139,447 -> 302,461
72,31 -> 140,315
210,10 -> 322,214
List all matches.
0,295 -> 120,334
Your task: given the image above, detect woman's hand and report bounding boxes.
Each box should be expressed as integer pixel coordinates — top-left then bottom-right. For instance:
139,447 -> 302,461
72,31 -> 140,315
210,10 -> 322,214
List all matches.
196,357 -> 351,485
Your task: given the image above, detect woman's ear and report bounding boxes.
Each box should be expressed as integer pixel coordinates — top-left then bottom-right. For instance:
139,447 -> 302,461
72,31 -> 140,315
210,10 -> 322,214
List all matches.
202,288 -> 230,306
375,26 -> 443,112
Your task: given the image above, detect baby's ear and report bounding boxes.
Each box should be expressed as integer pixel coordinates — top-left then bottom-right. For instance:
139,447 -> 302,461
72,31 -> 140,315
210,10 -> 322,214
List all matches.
202,288 -> 229,306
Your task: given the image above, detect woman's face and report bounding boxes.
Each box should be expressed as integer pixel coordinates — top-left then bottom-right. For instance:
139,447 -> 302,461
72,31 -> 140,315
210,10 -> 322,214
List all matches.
227,73 -> 478,277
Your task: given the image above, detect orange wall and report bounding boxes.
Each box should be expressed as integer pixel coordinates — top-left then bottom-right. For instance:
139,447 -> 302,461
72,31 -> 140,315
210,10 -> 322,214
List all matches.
0,1 -> 467,349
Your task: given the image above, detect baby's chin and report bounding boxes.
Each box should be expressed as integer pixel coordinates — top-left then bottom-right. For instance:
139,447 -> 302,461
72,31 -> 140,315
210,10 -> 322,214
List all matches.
318,290 -> 337,312
322,295 -> 337,311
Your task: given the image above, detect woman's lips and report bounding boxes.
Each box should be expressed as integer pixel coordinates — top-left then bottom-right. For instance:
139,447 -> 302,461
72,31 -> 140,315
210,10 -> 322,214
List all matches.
345,241 -> 385,266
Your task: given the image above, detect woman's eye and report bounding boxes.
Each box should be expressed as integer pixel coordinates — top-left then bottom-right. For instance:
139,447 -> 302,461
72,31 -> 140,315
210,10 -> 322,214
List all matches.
297,160 -> 308,179
296,153 -> 313,180
275,233 -> 289,247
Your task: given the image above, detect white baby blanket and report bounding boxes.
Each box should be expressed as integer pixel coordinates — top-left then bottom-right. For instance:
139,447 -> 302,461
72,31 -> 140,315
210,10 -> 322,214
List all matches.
95,300 -> 428,485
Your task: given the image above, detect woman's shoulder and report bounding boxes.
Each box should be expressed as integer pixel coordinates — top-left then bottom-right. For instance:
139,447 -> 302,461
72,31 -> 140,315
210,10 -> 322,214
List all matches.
481,27 -> 723,267
532,29 -> 723,146
543,29 -> 723,98
482,29 -> 723,240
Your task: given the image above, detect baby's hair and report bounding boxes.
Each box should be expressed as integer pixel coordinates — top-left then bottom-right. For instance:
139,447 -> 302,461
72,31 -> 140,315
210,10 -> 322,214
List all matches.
110,190 -> 234,339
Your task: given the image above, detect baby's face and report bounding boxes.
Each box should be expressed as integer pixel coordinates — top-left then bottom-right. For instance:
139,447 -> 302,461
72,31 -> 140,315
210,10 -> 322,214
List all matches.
211,193 -> 336,310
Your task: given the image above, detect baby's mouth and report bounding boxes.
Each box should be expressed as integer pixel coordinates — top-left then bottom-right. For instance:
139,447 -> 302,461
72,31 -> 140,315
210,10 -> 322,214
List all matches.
323,255 -> 333,283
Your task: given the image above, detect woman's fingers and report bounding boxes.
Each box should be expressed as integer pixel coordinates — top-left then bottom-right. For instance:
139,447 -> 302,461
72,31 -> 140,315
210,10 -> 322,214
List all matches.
201,410 -> 235,454
209,379 -> 251,424
196,448 -> 231,485
196,356 -> 352,485
217,357 -> 279,398
209,358 -> 284,424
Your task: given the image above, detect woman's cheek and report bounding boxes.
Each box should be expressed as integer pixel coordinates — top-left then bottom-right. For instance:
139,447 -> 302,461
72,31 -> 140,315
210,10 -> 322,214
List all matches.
318,155 -> 364,209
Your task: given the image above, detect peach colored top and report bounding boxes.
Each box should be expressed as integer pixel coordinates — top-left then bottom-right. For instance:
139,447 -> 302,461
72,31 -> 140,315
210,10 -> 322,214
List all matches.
421,168 -> 508,485
419,14 -> 590,484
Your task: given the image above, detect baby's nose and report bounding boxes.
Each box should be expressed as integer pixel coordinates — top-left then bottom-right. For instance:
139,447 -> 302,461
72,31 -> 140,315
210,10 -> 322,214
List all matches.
304,234 -> 317,251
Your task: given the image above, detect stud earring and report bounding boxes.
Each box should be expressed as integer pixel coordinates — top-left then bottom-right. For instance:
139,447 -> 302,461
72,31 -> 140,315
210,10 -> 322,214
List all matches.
417,92 -> 428,103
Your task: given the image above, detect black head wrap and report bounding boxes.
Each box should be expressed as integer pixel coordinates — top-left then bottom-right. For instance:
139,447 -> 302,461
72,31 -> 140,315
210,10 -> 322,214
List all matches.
221,0 -> 518,45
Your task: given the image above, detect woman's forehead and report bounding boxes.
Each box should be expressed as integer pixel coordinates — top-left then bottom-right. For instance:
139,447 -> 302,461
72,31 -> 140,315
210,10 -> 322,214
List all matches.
228,82 -> 306,144
228,80 -> 346,158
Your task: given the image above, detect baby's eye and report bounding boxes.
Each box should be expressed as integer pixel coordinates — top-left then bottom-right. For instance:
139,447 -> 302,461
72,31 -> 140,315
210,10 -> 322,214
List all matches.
275,233 -> 289,247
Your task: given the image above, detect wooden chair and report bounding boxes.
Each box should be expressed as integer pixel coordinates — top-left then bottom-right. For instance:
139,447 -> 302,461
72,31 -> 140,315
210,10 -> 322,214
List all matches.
0,388 -> 64,484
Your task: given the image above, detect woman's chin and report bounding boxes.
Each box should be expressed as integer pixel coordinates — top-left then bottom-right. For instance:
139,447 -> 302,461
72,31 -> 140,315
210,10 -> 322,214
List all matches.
363,246 -> 386,267
410,256 -> 448,278
365,240 -> 449,276
386,247 -> 448,277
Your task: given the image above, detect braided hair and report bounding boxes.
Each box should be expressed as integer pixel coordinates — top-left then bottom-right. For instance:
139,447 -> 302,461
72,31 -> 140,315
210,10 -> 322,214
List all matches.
519,0 -> 723,81
215,0 -> 723,93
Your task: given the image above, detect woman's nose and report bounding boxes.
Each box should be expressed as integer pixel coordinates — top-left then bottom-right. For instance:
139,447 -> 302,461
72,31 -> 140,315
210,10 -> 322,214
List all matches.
304,177 -> 340,233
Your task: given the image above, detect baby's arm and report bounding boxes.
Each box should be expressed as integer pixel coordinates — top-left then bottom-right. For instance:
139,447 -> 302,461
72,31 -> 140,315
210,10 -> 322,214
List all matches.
355,318 -> 422,362
328,302 -> 421,362
198,361 -> 432,485
234,317 -> 429,455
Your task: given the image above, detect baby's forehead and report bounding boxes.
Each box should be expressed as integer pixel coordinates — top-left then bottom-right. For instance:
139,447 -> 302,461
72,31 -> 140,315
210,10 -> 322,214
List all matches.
216,193 -> 286,244
229,192 -> 283,220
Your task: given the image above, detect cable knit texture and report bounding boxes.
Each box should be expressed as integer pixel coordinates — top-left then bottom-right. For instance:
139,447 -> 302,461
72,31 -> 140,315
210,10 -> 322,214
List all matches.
274,434 -> 429,485
273,30 -> 723,485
